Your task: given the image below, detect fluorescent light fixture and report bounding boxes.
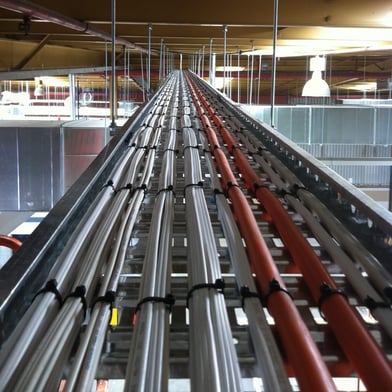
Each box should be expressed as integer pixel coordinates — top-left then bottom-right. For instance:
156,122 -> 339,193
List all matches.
347,82 -> 377,92
325,45 -> 392,55
380,12 -> 392,27
240,25 -> 392,58
39,76 -> 68,87
216,66 -> 244,72
242,43 -> 392,58
242,47 -> 321,57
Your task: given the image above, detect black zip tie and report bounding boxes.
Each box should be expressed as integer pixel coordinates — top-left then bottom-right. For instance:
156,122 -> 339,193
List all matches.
32,278 -> 63,307
184,181 -> 203,196
226,181 -> 240,191
291,184 -> 307,197
102,179 -> 115,192
134,293 -> 175,314
364,295 -> 390,312
384,286 -> 392,302
183,145 -> 199,153
133,183 -> 147,195
91,290 -> 116,311
156,184 -> 175,197
114,183 -> 132,194
263,278 -> 293,306
254,183 -> 268,191
132,184 -> 148,202
186,278 -> 225,308
163,148 -> 179,154
277,188 -> 290,197
318,282 -> 348,321
253,150 -> 266,157
240,285 -> 262,309
64,285 -> 88,320
225,181 -> 241,197
136,145 -> 149,151
91,290 -> 116,325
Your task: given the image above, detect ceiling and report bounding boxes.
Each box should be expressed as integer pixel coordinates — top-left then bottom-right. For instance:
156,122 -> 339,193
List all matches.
0,0 -> 392,101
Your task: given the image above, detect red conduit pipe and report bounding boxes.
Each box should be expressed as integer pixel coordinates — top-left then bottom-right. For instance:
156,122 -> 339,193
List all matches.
255,165 -> 392,390
0,235 -> 22,252
211,140 -> 336,392
207,95 -> 392,390
187,77 -> 337,392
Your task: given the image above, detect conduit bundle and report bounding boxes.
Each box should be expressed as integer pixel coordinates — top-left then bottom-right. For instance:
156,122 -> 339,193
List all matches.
187,73 -> 337,392
0,74 -> 178,392
125,76 -> 177,391
182,74 -> 243,391
62,85 -> 172,391
0,142 -> 137,391
200,131 -> 292,391
237,130 -> 392,338
193,77 -> 392,391
1,70 -> 391,392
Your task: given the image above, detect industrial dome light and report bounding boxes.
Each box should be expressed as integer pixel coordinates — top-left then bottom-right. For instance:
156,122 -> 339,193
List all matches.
302,56 -> 330,97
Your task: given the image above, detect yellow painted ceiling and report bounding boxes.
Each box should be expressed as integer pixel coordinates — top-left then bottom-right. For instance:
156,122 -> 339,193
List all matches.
0,0 -> 391,97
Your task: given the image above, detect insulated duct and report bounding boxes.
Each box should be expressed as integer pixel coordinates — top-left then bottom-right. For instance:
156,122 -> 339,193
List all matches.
0,0 -> 150,54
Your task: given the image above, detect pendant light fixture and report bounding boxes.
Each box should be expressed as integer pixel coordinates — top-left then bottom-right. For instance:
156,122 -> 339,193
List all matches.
302,55 -> 330,97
